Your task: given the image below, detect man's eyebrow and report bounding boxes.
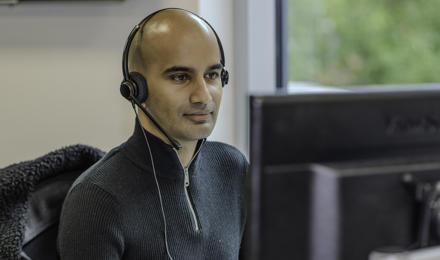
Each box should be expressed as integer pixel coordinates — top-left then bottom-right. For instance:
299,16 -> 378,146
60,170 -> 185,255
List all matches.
163,66 -> 193,74
207,63 -> 223,71
162,64 -> 223,74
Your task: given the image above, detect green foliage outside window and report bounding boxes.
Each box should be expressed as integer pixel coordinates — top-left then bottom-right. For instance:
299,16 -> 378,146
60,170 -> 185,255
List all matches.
288,0 -> 440,86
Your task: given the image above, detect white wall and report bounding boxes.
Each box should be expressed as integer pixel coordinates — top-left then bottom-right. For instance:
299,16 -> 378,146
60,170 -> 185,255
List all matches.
0,0 -> 276,167
233,0 -> 277,155
0,0 -> 209,167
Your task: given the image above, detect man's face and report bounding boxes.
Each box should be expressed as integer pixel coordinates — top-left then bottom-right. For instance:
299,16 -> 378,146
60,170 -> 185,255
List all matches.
141,24 -> 223,144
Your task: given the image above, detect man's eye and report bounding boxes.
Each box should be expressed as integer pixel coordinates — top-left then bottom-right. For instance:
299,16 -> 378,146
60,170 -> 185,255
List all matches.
206,72 -> 219,80
170,74 -> 189,82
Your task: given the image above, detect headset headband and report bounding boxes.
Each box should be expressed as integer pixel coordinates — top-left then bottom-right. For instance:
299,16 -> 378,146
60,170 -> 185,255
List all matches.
122,8 -> 227,83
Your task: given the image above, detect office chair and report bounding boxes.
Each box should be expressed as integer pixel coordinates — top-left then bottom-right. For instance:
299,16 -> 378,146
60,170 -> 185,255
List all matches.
0,144 -> 104,260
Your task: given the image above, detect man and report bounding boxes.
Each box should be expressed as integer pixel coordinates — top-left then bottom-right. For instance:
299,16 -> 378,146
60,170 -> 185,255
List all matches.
57,8 -> 248,260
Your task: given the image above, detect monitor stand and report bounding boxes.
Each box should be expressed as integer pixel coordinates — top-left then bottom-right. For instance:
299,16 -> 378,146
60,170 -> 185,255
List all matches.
370,245 -> 440,260
370,178 -> 440,260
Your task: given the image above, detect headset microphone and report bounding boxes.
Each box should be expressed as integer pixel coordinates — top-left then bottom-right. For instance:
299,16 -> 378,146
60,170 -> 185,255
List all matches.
120,86 -> 182,150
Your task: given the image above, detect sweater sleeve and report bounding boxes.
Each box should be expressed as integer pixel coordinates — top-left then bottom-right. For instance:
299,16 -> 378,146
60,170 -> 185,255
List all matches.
57,182 -> 125,260
239,156 -> 250,260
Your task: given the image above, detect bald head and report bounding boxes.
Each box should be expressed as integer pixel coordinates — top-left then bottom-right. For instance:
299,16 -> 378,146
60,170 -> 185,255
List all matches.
128,9 -> 221,73
125,9 -> 224,150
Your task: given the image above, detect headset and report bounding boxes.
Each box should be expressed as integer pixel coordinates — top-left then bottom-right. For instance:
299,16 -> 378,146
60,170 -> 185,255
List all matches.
120,8 -> 229,150
118,8 -> 229,259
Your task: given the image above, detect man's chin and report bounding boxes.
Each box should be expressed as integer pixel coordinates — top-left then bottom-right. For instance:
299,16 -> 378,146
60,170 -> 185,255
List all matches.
178,127 -> 214,141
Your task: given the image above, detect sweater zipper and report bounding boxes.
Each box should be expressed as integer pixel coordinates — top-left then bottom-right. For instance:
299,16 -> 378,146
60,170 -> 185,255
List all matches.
174,140 -> 205,232
183,167 -> 199,231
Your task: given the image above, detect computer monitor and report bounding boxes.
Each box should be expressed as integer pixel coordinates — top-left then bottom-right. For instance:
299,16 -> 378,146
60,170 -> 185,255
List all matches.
243,86 -> 440,260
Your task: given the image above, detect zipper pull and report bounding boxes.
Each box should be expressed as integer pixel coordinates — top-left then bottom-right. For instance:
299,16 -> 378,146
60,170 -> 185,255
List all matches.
184,168 -> 190,187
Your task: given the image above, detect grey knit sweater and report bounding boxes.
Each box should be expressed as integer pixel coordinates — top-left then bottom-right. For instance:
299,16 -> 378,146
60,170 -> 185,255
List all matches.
57,123 -> 248,260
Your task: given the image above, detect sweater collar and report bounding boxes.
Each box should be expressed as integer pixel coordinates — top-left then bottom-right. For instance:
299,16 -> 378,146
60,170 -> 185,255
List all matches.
122,121 -> 204,180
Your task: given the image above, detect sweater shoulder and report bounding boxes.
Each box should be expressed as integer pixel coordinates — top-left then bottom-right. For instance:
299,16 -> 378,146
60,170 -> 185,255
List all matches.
204,141 -> 246,157
69,145 -> 139,197
202,141 -> 249,169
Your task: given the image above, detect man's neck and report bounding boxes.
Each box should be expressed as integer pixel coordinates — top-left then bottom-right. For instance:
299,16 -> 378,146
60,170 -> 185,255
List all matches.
138,113 -> 198,168
176,140 -> 198,168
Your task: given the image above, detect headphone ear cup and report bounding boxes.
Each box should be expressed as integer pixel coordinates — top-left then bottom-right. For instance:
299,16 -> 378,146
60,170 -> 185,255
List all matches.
120,80 -> 135,100
129,72 -> 149,103
221,68 -> 229,87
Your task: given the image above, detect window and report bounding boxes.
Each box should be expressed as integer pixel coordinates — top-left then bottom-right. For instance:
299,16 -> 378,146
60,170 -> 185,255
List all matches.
284,0 -> 440,88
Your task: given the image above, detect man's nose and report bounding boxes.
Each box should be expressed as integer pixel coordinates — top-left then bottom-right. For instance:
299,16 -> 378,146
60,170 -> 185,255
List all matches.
190,77 -> 212,105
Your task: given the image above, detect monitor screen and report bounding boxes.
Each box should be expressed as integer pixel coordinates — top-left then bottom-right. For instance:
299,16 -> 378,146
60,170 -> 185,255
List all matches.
243,87 -> 440,260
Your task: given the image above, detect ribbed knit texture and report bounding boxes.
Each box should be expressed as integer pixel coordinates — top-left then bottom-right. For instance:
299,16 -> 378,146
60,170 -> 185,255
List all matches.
57,123 -> 248,260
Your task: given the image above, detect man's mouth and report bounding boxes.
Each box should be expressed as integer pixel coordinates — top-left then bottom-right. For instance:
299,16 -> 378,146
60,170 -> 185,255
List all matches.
184,112 -> 213,123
